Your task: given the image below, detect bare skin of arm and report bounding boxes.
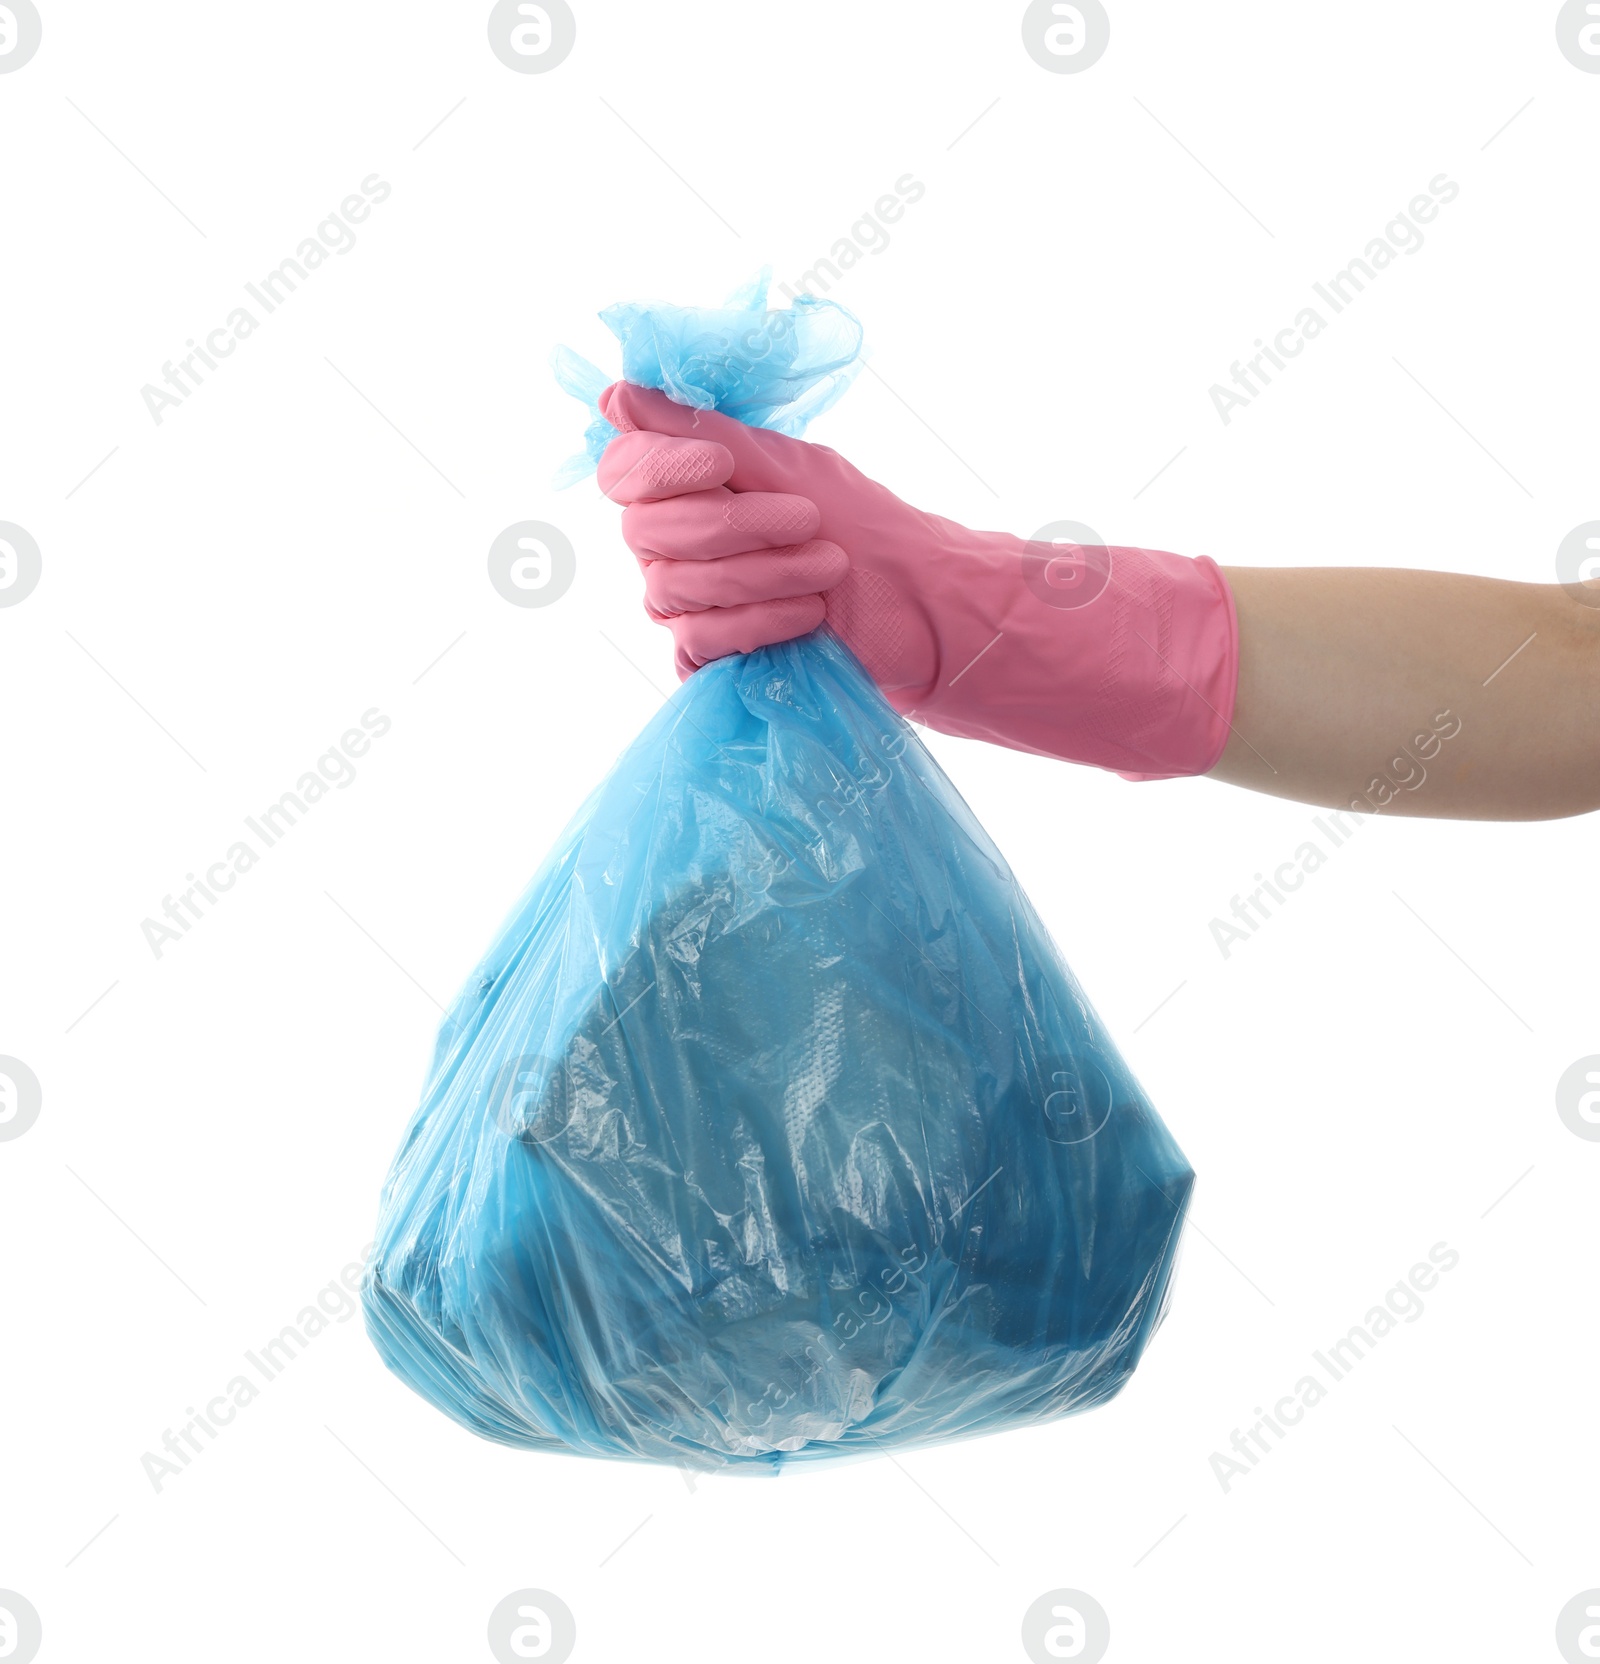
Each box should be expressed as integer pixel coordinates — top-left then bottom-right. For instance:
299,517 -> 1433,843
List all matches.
1208,568 -> 1600,821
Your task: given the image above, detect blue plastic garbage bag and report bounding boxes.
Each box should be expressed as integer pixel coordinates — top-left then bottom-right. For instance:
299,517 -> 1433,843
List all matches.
362,280 -> 1194,1469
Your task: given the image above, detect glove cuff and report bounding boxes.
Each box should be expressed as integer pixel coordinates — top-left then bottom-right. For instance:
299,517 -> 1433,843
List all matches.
909,546 -> 1240,780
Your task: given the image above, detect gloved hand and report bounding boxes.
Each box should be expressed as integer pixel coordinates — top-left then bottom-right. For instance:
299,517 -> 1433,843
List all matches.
597,381 -> 1239,779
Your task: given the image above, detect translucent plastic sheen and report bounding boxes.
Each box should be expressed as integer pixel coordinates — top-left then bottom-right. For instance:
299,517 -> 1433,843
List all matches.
362,283 -> 1194,1469
549,268 -> 863,487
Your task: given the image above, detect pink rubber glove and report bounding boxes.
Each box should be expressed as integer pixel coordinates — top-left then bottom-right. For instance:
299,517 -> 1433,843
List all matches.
597,382 -> 1239,780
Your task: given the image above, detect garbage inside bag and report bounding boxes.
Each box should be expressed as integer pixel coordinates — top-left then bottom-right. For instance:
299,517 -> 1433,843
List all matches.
362,279 -> 1194,1469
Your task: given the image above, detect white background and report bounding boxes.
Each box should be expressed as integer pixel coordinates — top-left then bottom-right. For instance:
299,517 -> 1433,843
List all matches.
3,3 -> 1597,1660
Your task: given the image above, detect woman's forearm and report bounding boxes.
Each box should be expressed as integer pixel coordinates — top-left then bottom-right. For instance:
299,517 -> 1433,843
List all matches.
1209,567 -> 1600,820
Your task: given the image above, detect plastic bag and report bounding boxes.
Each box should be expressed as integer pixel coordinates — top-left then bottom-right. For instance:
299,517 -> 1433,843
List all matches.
548,268 -> 863,488
362,279 -> 1194,1469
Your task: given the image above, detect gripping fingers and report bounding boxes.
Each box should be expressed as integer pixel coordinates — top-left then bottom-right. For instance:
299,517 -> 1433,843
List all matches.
622,486 -> 820,561
644,540 -> 848,615
670,596 -> 827,669
598,432 -> 734,504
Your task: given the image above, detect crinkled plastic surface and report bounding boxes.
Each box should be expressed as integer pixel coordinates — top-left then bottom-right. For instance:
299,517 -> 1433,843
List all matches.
364,636 -> 1193,1467
550,269 -> 863,487
363,283 -> 1194,1469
